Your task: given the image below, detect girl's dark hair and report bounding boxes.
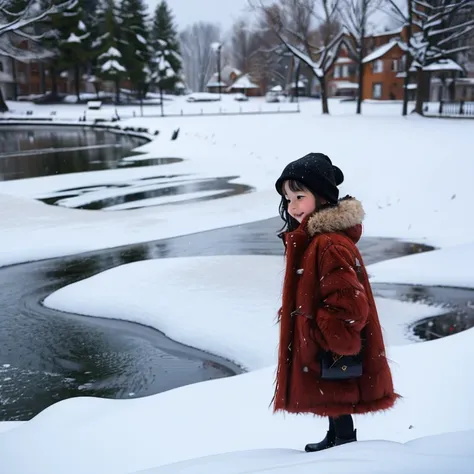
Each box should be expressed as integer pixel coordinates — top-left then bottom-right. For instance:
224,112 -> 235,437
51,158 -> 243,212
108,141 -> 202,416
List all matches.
278,179 -> 311,235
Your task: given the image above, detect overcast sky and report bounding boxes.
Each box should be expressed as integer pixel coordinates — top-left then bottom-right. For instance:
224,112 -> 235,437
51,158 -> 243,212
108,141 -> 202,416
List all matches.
146,0 -> 252,31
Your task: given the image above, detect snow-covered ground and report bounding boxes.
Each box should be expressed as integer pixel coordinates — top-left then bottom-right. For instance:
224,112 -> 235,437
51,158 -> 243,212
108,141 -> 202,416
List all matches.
0,96 -> 472,267
0,96 -> 473,473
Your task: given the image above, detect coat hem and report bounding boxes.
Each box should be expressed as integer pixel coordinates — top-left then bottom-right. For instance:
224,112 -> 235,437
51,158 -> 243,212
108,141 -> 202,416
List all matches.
274,393 -> 400,417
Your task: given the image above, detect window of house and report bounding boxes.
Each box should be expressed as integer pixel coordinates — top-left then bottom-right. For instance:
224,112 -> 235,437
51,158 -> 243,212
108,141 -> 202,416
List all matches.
372,60 -> 383,73
392,59 -> 398,72
334,66 -> 341,78
372,83 -> 382,99
342,65 -> 349,77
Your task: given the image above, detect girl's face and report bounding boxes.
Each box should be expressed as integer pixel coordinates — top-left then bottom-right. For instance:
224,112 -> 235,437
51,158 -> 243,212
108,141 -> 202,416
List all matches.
283,181 -> 316,223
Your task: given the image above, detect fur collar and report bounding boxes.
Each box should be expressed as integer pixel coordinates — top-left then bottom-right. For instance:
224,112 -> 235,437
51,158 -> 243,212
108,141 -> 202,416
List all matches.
306,197 -> 365,237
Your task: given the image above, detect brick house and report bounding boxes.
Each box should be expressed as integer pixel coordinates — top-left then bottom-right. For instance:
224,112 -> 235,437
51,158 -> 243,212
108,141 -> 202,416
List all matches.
361,39 -> 410,100
327,46 -> 358,97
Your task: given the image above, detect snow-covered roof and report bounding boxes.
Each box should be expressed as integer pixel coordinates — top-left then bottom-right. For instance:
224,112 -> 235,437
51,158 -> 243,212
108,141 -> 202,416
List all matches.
207,80 -> 227,87
333,81 -> 358,90
221,65 -> 241,82
413,59 -> 464,72
270,85 -> 283,92
228,74 -> 259,90
368,26 -> 404,38
363,40 -> 406,64
335,57 -> 354,64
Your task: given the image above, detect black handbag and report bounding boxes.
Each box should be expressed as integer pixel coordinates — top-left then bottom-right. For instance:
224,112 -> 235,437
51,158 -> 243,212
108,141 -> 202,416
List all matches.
319,351 -> 363,380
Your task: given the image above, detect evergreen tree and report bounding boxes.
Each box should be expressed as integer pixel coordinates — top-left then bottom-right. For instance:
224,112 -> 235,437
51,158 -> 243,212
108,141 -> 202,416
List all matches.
119,0 -> 149,98
149,41 -> 176,115
39,0 -> 91,100
94,0 -> 126,103
60,2 -> 91,100
150,0 -> 181,91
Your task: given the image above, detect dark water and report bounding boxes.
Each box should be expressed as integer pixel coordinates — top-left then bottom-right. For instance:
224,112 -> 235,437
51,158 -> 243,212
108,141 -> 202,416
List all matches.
0,250 -> 240,421
0,126 -> 151,180
372,283 -> 474,341
39,175 -> 253,211
0,126 -> 253,209
2,216 -> 469,421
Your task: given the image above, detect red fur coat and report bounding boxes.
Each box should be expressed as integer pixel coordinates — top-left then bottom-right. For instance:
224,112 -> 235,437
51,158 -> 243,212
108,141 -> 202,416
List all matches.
273,198 -> 399,417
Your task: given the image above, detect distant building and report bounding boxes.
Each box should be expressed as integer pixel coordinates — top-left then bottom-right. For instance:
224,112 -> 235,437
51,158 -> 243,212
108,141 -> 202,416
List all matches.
226,74 -> 260,96
206,66 -> 241,93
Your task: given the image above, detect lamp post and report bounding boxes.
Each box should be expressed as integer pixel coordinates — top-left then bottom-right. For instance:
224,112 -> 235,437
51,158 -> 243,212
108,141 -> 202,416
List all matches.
211,42 -> 222,98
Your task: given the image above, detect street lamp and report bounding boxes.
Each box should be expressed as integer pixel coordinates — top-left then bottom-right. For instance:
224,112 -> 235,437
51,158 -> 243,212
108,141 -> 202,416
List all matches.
211,42 -> 222,98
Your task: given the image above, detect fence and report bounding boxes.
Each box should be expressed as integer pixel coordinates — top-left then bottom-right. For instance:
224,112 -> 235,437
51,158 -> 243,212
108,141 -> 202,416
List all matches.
424,101 -> 474,118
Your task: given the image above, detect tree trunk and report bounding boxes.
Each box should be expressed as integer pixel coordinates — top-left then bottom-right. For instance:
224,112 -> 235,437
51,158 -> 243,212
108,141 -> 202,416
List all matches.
294,61 -> 301,103
115,78 -> 120,104
75,65 -> 80,101
160,87 -> 164,117
356,36 -> 365,115
402,56 -> 411,116
320,76 -> 329,114
402,2 -> 413,116
415,68 -> 426,115
0,87 -> 9,112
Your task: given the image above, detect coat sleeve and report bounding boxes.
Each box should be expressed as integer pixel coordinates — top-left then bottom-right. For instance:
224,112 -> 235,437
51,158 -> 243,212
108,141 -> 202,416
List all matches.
315,244 -> 369,355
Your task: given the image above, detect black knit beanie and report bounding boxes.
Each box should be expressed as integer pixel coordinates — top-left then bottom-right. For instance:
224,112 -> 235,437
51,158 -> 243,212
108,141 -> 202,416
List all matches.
275,153 -> 344,204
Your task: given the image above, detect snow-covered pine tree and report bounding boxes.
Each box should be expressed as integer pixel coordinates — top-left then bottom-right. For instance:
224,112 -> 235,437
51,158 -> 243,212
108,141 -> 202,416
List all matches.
47,0 -> 92,101
62,9 -> 91,100
94,0 -> 126,103
385,0 -> 474,115
38,0 -> 83,99
149,38 -> 176,114
119,0 -> 149,98
150,0 -> 181,91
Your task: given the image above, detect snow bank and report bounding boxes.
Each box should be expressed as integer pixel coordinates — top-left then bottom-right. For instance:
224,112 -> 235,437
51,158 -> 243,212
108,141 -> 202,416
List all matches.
140,431 -> 474,474
0,325 -> 473,474
44,256 -> 446,370
369,243 -> 474,288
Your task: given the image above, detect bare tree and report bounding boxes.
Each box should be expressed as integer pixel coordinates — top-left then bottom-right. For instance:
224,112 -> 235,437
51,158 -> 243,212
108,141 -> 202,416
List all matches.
252,0 -> 343,114
179,21 -> 221,92
244,15 -> 291,92
385,0 -> 474,115
231,18 -> 257,73
339,0 -> 381,114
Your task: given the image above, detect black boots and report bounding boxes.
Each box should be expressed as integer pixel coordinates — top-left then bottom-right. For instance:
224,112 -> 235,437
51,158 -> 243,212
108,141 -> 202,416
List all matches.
304,429 -> 357,452
335,430 -> 357,447
304,430 -> 335,452
305,416 -> 357,453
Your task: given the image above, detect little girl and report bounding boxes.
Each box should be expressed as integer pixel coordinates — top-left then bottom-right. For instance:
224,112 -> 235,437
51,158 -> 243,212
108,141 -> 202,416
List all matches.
273,152 -> 398,452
